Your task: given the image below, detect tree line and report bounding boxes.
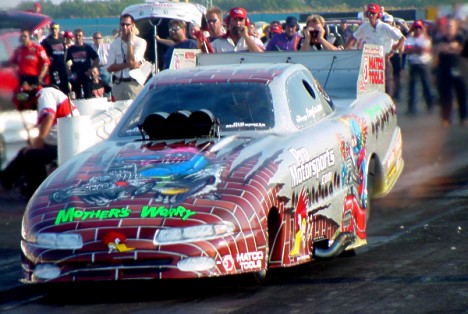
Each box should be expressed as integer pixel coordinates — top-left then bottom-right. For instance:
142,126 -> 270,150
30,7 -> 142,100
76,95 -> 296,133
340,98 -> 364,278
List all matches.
17,0 -> 459,19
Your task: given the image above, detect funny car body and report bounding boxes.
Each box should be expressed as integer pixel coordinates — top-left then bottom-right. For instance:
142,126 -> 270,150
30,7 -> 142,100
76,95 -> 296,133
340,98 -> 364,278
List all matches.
21,53 -> 404,283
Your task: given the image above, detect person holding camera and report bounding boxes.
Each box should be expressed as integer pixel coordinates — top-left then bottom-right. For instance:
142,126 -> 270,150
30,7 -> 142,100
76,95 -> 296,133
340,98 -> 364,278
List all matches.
301,15 -> 343,51
107,13 -> 147,101
211,7 -> 264,53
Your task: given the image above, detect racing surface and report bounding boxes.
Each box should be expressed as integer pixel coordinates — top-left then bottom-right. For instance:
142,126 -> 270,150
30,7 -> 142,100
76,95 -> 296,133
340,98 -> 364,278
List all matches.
1,107 -> 468,313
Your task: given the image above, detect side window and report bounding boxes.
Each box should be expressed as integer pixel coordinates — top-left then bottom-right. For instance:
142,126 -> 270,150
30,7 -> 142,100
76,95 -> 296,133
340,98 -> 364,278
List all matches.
286,71 -> 332,128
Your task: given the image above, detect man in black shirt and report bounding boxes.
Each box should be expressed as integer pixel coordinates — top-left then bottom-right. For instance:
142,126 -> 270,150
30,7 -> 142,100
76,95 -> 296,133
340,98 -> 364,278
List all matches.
41,22 -> 70,94
66,28 -> 99,99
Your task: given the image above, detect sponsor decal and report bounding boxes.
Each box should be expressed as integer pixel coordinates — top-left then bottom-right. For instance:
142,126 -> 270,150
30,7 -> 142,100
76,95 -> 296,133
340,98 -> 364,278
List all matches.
140,205 -> 197,220
236,251 -> 263,271
54,205 -> 197,225
289,147 -> 335,187
54,207 -> 131,225
101,231 -> 134,253
218,255 -> 235,271
226,122 -> 266,128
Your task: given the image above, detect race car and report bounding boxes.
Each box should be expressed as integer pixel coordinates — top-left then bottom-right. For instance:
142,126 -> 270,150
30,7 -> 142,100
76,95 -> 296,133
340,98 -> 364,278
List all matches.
21,58 -> 404,283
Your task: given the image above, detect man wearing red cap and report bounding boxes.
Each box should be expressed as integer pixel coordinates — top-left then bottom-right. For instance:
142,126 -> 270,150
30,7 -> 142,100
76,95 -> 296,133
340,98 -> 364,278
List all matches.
404,20 -> 434,116
344,3 -> 406,97
212,7 -> 264,53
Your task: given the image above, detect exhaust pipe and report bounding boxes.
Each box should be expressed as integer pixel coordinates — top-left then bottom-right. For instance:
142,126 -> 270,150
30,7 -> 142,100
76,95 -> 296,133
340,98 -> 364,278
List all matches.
314,232 -> 355,259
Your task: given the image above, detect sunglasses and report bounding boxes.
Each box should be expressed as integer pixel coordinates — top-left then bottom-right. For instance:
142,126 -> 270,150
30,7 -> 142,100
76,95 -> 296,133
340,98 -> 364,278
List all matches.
414,26 -> 423,30
207,19 -> 218,23
169,26 -> 181,32
367,12 -> 378,16
93,37 -> 102,39
120,23 -> 132,27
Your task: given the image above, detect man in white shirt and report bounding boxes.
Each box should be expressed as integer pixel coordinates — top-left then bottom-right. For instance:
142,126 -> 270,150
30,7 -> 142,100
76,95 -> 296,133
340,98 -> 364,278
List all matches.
0,84 -> 78,198
107,13 -> 147,101
91,31 -> 111,85
212,7 -> 264,53
344,3 -> 405,97
404,20 -> 434,115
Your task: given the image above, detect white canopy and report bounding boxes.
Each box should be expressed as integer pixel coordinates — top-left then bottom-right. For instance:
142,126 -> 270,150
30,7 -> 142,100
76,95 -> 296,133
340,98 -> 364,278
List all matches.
122,0 -> 206,24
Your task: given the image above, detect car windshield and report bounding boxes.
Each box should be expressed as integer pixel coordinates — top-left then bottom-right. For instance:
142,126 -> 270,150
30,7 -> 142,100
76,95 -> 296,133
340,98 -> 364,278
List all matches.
119,81 -> 275,137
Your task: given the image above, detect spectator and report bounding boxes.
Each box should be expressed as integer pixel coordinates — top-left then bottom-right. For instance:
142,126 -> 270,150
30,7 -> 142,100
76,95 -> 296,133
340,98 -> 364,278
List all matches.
301,14 -> 343,51
91,32 -> 111,85
344,3 -> 406,97
261,21 -> 282,45
41,22 -> 70,95
66,28 -> 99,99
433,17 -> 467,127
339,19 -> 354,43
63,31 -> 74,49
212,7 -> 264,53
0,83 -> 78,198
10,28 -> 50,86
205,6 -> 225,42
266,16 -> 302,51
107,14 -> 147,101
162,20 -> 198,69
89,66 -> 112,100
248,23 -> 259,38
33,1 -> 41,14
404,20 -> 435,116
382,14 -> 404,101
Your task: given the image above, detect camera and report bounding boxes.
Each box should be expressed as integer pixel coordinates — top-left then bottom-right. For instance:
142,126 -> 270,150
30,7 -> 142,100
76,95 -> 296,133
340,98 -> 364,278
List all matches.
310,30 -> 319,38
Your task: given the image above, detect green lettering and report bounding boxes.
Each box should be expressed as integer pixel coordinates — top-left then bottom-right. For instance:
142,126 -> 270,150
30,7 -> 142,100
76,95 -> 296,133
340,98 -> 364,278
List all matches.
100,210 -> 109,219
182,209 -> 197,220
141,205 -> 157,218
168,208 -> 177,218
159,207 -> 168,218
109,208 -> 120,218
54,207 -> 76,225
81,211 -> 92,221
73,210 -> 84,219
175,206 -> 185,218
120,208 -> 131,218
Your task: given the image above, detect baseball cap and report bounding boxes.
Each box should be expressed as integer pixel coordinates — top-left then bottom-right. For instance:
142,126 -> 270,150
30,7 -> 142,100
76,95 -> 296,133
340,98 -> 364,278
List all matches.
382,14 -> 394,23
412,20 -> 425,29
285,16 -> 298,27
270,24 -> 283,34
229,7 -> 247,19
63,30 -> 74,39
367,3 -> 381,14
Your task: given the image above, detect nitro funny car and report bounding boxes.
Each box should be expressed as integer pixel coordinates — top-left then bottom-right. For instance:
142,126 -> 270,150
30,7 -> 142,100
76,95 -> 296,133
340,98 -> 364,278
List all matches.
21,51 -> 403,283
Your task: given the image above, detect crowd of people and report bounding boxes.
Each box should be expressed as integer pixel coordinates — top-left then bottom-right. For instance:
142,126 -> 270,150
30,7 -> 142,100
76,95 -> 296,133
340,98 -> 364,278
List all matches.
1,2 -> 467,199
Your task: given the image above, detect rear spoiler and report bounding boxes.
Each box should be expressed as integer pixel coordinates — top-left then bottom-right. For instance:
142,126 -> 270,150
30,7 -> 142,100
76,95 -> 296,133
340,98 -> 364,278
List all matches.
196,44 -> 385,99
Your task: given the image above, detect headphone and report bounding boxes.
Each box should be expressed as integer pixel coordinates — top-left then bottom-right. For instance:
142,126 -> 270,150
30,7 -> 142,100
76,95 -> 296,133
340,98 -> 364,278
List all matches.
366,3 -> 383,19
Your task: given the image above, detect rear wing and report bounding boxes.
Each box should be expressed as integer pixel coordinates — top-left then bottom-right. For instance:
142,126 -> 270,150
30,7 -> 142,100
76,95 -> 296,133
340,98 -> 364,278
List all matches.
197,44 -> 385,99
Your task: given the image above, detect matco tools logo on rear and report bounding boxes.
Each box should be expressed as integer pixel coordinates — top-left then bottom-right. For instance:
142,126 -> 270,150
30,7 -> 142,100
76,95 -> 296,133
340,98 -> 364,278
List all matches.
289,147 -> 335,187
237,251 -> 263,271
